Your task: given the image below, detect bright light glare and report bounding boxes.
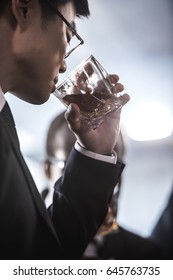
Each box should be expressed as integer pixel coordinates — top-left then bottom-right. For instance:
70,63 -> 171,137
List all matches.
127,103 -> 173,141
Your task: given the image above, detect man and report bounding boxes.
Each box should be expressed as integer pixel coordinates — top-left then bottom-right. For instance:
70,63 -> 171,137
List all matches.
0,0 -> 129,259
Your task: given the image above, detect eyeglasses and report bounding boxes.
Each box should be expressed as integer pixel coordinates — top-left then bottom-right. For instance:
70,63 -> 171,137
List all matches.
44,0 -> 84,59
47,155 -> 66,170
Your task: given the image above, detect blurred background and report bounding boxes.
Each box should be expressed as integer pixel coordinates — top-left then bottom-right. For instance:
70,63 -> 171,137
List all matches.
5,0 -> 173,237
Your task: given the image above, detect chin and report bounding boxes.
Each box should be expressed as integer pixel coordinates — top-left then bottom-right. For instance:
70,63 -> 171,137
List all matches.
32,92 -> 50,105
13,88 -> 50,105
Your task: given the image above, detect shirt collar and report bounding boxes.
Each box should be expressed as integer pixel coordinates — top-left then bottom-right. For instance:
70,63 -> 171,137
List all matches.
0,86 -> 6,112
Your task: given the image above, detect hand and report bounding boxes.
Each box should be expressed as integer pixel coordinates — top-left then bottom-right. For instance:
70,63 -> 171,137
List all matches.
71,61 -> 95,94
65,74 -> 130,155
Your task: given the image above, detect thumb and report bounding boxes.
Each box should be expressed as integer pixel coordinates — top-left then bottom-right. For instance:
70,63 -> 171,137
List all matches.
65,103 -> 81,133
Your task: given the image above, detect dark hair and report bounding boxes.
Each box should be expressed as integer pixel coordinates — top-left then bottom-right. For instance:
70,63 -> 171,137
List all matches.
48,0 -> 90,17
39,0 -> 90,22
0,1 -> 10,14
0,0 -> 90,18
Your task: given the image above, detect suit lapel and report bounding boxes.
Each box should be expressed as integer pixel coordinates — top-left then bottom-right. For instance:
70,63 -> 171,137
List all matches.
0,102 -> 20,148
0,107 -> 59,243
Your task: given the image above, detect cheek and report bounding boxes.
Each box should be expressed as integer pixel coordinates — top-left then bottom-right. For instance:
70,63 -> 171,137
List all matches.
34,18 -> 67,75
12,23 -> 67,100
55,36 -> 67,62
49,22 -> 67,55
44,30 -> 67,74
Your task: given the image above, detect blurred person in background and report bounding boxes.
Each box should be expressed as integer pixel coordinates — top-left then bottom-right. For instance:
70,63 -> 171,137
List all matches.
41,111 -> 76,207
0,0 -> 128,259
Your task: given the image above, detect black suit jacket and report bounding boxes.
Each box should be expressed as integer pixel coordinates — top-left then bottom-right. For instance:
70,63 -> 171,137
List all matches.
0,105 -> 124,259
151,187 -> 173,259
97,227 -> 163,260
96,191 -> 173,260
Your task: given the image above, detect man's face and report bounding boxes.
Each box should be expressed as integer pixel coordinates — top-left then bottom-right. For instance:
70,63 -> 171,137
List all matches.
10,0 -> 76,104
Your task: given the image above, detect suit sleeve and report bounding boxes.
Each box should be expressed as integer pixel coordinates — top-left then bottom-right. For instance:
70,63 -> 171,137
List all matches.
49,148 -> 125,259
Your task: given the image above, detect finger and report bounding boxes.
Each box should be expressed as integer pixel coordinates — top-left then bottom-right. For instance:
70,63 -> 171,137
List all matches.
104,93 -> 130,120
75,71 -> 88,86
95,79 -> 108,92
65,103 -> 81,132
119,93 -> 130,105
83,62 -> 94,76
75,68 -> 93,93
71,85 -> 81,94
75,62 -> 94,86
108,74 -> 120,84
112,83 -> 124,93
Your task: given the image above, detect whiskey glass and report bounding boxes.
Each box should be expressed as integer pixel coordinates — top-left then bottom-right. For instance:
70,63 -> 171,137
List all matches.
54,55 -> 126,129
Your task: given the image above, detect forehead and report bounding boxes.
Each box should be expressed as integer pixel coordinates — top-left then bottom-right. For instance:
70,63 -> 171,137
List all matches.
58,1 -> 76,24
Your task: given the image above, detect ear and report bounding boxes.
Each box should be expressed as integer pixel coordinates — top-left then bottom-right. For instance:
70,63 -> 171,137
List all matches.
11,0 -> 32,28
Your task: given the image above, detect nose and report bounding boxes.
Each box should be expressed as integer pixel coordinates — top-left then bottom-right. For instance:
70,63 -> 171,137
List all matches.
59,59 -> 67,73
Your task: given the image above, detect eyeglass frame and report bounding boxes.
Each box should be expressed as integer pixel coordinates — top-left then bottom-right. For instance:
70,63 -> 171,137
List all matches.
46,155 -> 66,169
44,0 -> 84,59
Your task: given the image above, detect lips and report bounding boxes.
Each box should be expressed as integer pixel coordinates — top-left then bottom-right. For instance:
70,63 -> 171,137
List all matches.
54,76 -> 59,84
51,76 -> 59,93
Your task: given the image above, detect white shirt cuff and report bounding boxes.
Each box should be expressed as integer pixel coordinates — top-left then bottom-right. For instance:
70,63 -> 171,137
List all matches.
74,141 -> 117,164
